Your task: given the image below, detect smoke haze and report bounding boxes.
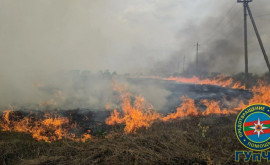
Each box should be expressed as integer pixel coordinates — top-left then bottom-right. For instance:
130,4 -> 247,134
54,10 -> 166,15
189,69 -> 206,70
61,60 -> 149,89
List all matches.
1,0 -> 270,108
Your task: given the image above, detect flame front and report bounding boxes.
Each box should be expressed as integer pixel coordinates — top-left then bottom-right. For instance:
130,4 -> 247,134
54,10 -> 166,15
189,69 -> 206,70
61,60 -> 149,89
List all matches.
0,111 -> 91,143
106,80 -> 270,133
1,78 -> 270,139
163,80 -> 270,120
164,75 -> 246,89
162,96 -> 198,121
249,81 -> 270,105
105,83 -> 161,133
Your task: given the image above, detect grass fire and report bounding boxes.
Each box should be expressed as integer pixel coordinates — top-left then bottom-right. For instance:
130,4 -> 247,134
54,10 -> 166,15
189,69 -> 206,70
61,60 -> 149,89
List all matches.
1,75 -> 270,164
1,0 -> 270,164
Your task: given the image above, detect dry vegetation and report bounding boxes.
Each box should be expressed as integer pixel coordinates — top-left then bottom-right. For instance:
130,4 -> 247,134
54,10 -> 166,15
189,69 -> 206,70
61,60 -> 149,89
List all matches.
0,114 -> 257,165
1,74 -> 269,164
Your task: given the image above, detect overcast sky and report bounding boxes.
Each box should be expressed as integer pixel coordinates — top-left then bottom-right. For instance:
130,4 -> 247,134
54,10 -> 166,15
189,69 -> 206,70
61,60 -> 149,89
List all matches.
1,0 -> 270,76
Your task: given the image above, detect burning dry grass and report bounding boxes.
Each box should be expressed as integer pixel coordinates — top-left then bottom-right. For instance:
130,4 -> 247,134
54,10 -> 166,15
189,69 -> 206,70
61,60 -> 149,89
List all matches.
105,83 -> 161,133
0,76 -> 270,164
105,80 -> 268,134
162,96 -> 199,121
0,79 -> 268,141
164,75 -> 246,90
0,115 -> 250,164
249,80 -> 270,105
0,110 -> 91,143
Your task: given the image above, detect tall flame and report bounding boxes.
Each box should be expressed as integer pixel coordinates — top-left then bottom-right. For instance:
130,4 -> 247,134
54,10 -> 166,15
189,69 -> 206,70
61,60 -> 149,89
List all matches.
162,96 -> 198,121
106,80 -> 270,133
106,83 -> 161,133
249,81 -> 270,105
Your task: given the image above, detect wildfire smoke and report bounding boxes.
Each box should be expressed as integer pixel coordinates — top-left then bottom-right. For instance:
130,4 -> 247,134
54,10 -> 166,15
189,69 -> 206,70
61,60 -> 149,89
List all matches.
105,80 -> 269,133
1,78 -> 269,141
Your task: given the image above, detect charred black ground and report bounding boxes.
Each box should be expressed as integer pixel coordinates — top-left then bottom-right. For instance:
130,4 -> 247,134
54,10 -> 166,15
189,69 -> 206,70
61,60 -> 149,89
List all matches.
0,114 -> 261,164
0,81 -> 258,164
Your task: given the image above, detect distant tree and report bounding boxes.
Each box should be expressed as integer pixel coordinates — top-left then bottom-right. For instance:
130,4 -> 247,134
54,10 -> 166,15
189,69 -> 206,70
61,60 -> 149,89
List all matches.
112,71 -> 117,76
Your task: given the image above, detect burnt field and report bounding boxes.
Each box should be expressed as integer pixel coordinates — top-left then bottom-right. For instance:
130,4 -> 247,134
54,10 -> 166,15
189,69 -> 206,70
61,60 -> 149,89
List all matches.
0,78 -> 268,165
127,78 -> 252,111
3,0 -> 270,164
1,114 -> 245,165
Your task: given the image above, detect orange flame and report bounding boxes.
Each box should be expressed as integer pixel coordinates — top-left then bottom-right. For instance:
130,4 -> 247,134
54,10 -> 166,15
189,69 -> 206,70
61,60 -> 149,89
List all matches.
162,80 -> 270,121
162,96 -> 198,121
106,80 -> 270,131
164,75 -> 246,90
0,111 -> 91,143
249,81 -> 270,105
2,79 -> 270,138
106,83 -> 161,133
201,100 -> 230,115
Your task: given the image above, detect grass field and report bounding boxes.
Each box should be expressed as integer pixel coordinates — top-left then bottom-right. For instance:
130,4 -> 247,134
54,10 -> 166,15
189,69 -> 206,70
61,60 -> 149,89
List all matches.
0,114 -> 252,165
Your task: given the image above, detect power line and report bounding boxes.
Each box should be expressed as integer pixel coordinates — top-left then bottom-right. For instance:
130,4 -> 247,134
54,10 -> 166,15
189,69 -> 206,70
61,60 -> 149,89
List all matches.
237,0 -> 270,82
246,4 -> 270,74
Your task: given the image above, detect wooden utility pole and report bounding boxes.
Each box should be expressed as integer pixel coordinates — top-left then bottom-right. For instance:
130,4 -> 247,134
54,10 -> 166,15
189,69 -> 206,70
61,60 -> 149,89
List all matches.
238,0 -> 251,82
243,1 -> 248,81
246,4 -> 270,74
195,42 -> 200,72
177,55 -> 180,73
183,56 -> 186,72
238,0 -> 270,79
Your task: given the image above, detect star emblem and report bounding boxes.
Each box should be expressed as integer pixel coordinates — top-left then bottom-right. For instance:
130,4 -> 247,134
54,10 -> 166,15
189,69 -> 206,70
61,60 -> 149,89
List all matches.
250,117 -> 267,139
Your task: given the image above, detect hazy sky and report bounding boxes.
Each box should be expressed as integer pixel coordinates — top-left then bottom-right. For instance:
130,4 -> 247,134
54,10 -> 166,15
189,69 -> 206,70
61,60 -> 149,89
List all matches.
1,0 -> 270,75
1,0 -> 270,109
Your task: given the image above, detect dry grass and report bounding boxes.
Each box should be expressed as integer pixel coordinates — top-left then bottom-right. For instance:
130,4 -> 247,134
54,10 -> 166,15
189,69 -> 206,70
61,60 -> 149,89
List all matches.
0,115 -> 258,165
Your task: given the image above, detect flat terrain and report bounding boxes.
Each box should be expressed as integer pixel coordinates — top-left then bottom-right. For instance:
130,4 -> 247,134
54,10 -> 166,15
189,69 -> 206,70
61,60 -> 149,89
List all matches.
0,81 -> 258,165
0,114 -> 255,165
